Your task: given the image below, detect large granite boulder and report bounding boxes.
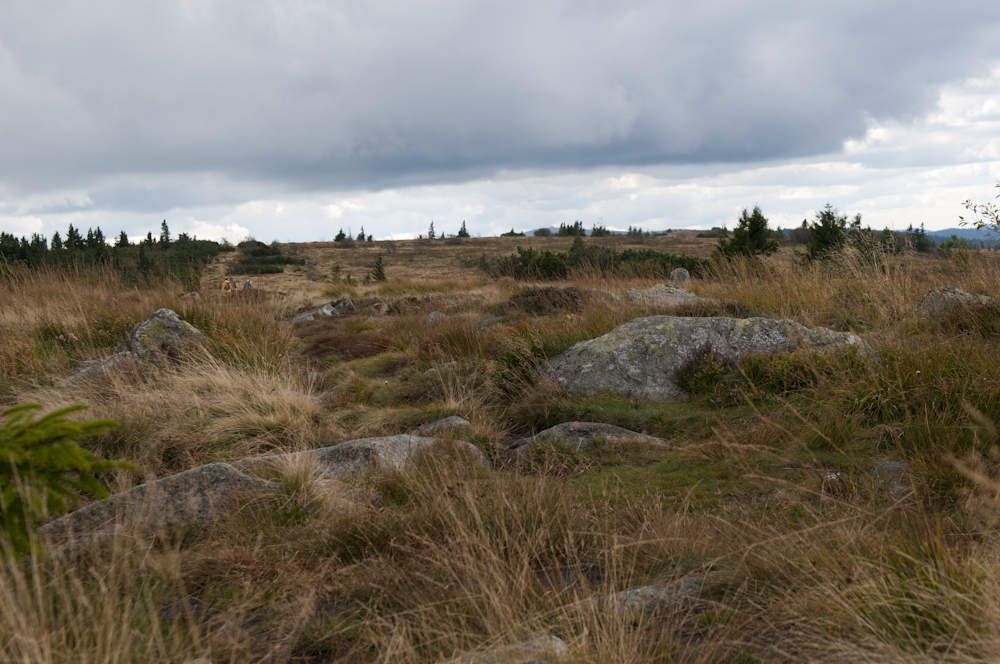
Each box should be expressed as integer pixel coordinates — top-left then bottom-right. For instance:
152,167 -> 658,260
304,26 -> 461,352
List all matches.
509,421 -> 667,451
546,316 -> 867,402
130,308 -> 202,359
235,434 -> 489,479
40,463 -> 275,546
916,287 -> 995,318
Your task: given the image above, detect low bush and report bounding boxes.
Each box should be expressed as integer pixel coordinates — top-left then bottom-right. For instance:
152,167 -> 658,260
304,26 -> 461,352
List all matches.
482,240 -> 708,280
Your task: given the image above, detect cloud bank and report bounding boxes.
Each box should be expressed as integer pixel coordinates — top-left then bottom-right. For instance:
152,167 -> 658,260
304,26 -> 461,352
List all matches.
1,2 -> 999,239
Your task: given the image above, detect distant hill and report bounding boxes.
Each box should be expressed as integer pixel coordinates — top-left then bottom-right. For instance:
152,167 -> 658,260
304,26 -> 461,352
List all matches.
926,227 -> 1000,246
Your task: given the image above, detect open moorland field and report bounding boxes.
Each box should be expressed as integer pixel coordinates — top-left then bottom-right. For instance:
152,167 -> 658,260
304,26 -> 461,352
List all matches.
4,233 -> 1000,663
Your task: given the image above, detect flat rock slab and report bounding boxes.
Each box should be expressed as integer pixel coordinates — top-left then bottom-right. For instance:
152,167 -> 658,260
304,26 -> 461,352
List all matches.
546,315 -> 867,402
625,284 -> 707,309
510,421 -> 667,451
40,463 -> 275,546
235,434 -> 489,480
916,287 -> 995,318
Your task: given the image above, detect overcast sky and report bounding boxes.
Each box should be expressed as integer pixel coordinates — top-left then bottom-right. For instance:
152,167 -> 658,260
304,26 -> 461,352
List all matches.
2,1 -> 999,241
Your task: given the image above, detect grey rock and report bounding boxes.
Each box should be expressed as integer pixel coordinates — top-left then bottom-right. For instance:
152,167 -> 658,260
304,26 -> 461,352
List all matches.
411,416 -> 472,436
669,267 -> 691,286
916,287 -> 995,318
427,310 -> 449,324
40,463 -> 276,546
129,308 -> 202,359
611,575 -> 705,614
510,421 -> 666,451
179,291 -> 202,300
236,434 -> 489,480
625,284 -> 707,309
291,297 -> 356,324
69,309 -> 201,381
68,351 -> 138,384
445,634 -> 568,664
546,315 -> 868,402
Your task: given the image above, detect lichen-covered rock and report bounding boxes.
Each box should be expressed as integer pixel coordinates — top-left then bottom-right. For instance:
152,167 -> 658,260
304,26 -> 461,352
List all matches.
236,434 -> 489,480
426,310 -> 449,324
411,415 -> 472,436
669,267 -> 691,286
510,421 -> 667,451
626,284 -> 707,309
610,575 -> 706,614
546,316 -> 867,402
916,287 -> 995,318
68,351 -> 139,384
40,463 -> 275,546
130,308 -> 202,359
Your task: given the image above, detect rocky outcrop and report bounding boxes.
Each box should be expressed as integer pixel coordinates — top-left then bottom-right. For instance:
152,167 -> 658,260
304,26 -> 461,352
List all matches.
510,421 -> 666,451
625,284 -> 709,309
235,434 -> 489,480
411,416 -> 472,436
546,316 -> 867,402
916,287 -> 995,318
291,297 -> 357,324
40,463 -> 275,546
70,309 -> 201,382
130,308 -> 202,359
43,434 -> 488,550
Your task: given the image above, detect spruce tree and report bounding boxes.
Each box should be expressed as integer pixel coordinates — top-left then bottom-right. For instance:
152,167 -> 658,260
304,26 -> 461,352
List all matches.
718,206 -> 778,257
457,220 -> 470,238
159,220 -> 171,247
807,204 -> 848,259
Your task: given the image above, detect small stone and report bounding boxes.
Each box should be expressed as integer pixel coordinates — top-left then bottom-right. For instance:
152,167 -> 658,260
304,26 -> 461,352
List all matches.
669,267 -> 691,286
427,310 -> 449,324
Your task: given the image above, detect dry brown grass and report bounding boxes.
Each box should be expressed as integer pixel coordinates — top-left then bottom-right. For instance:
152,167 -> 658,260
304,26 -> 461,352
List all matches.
6,240 -> 1000,662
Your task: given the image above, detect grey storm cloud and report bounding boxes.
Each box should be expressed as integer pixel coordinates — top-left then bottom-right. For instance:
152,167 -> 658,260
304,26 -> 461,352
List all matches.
1,0 -> 999,198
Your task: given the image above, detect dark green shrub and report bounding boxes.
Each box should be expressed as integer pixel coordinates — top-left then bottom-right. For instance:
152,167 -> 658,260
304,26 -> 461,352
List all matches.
0,404 -> 124,553
482,241 -> 707,280
718,206 -> 779,257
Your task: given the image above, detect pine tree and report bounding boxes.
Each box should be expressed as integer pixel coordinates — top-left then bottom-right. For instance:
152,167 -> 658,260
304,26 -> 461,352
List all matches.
65,224 -> 83,250
356,226 -> 367,242
116,230 -> 129,247
50,231 -> 63,251
428,221 -> 436,240
457,220 -> 470,238
159,220 -> 171,247
334,228 -> 346,242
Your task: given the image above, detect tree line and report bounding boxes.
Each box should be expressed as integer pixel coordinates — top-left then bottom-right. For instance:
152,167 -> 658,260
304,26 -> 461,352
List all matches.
0,220 -> 227,288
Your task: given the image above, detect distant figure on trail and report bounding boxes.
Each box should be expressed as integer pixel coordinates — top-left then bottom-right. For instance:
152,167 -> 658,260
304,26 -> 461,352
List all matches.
243,279 -> 253,290
221,276 -> 237,294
